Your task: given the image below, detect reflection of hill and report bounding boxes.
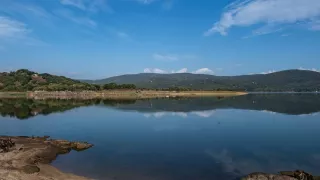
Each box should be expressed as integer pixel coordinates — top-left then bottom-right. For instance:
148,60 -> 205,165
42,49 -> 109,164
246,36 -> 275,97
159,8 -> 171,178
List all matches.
0,99 -> 137,119
0,99 -> 96,119
110,94 -> 320,115
0,94 -> 319,119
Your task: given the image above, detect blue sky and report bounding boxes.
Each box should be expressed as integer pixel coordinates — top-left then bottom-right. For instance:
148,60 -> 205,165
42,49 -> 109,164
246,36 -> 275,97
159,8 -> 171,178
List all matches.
0,0 -> 319,79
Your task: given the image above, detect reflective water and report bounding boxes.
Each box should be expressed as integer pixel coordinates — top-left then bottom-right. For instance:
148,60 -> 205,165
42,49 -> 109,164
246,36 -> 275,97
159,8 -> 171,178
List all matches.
0,94 -> 320,180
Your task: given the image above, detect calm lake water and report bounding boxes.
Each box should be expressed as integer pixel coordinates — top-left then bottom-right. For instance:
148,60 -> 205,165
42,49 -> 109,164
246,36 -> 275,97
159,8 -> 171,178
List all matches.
0,94 -> 320,180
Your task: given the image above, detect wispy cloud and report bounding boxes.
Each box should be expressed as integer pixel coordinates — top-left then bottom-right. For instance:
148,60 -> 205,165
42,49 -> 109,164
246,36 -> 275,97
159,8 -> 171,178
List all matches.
116,31 -> 130,39
193,68 -> 214,74
135,0 -> 174,10
59,0 -> 111,13
136,0 -> 158,4
0,16 -> 47,46
152,53 -> 197,61
205,0 -> 320,36
153,53 -> 179,61
281,33 -> 292,37
60,0 -> 86,10
53,9 -> 96,27
0,16 -> 29,39
0,2 -> 51,19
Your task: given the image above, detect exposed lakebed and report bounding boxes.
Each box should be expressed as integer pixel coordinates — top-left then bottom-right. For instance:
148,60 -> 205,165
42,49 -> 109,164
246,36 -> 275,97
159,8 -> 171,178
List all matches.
0,94 -> 320,180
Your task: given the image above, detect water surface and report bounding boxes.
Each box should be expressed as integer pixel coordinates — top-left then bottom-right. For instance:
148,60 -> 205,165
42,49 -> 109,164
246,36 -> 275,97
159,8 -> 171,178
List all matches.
0,94 -> 320,180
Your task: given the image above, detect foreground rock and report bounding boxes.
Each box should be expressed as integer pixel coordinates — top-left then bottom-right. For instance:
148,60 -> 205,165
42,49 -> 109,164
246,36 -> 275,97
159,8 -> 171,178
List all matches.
0,136 -> 93,180
242,170 -> 320,180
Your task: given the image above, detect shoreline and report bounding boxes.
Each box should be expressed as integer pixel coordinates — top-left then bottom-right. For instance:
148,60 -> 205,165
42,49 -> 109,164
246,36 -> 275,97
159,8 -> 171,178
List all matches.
0,136 -> 93,180
0,90 -> 247,99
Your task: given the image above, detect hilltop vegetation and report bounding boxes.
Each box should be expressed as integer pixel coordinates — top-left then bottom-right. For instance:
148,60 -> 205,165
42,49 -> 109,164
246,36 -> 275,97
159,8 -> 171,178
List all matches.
0,69 -> 136,92
85,70 -> 320,92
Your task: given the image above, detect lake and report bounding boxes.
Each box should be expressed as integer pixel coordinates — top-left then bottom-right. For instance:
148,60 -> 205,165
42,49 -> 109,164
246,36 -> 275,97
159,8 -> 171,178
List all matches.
0,94 -> 320,180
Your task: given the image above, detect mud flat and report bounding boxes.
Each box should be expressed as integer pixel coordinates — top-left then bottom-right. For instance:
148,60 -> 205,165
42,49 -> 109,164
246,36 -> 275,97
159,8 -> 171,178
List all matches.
0,136 -> 93,180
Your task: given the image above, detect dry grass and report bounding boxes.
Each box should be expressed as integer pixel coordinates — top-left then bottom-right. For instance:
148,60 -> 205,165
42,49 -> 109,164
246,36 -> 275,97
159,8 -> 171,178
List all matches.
0,90 -> 247,99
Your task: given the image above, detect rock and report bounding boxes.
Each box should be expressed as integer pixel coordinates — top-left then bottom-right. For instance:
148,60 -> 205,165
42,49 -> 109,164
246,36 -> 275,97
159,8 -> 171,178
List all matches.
0,136 -> 93,180
50,140 -> 93,152
242,172 -> 296,180
71,142 -> 93,151
279,170 -> 314,180
243,170 -> 320,180
22,165 -> 40,174
0,138 -> 15,153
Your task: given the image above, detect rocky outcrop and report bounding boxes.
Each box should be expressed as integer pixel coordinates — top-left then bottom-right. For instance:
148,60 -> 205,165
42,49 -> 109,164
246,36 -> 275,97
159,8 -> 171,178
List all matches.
0,138 -> 15,152
0,136 -> 93,180
242,170 -> 320,180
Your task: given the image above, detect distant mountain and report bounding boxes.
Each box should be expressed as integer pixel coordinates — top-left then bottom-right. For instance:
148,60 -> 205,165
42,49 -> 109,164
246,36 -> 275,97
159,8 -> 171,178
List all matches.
83,70 -> 320,92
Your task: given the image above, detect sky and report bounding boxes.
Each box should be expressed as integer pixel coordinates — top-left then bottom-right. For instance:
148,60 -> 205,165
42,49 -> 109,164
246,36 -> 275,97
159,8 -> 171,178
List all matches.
0,0 -> 320,79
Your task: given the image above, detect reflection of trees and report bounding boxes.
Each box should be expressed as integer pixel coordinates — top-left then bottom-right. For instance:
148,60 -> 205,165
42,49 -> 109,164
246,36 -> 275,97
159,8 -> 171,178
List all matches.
1,94 -> 319,119
112,94 -> 320,115
0,99 -> 136,119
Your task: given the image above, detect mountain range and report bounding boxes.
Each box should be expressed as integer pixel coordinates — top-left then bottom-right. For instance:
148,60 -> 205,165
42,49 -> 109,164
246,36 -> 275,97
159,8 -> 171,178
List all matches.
83,69 -> 320,92
0,69 -> 319,92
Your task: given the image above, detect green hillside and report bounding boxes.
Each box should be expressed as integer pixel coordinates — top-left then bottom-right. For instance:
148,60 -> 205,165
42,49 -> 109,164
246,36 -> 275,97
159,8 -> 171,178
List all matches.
84,70 -> 320,92
0,69 -> 99,91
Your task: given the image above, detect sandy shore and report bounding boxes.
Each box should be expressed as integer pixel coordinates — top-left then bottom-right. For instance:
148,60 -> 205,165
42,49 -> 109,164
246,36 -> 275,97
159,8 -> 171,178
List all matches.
0,90 -> 247,99
0,136 -> 93,180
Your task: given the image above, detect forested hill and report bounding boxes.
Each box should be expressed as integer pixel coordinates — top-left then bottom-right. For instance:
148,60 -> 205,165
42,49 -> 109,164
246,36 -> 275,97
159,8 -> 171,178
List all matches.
84,70 -> 320,92
0,69 -> 100,91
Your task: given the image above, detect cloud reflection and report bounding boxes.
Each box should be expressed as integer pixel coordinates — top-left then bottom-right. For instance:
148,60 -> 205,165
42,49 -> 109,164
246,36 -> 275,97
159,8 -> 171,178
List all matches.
143,110 -> 216,119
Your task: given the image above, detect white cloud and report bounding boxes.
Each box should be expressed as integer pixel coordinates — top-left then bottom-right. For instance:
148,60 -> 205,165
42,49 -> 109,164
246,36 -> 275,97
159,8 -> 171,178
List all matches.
192,110 -> 216,118
193,68 -> 214,74
144,112 -> 188,118
205,0 -> 320,36
153,53 -> 179,61
261,70 -> 276,74
0,16 -> 29,39
53,9 -> 96,27
299,67 -> 320,72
